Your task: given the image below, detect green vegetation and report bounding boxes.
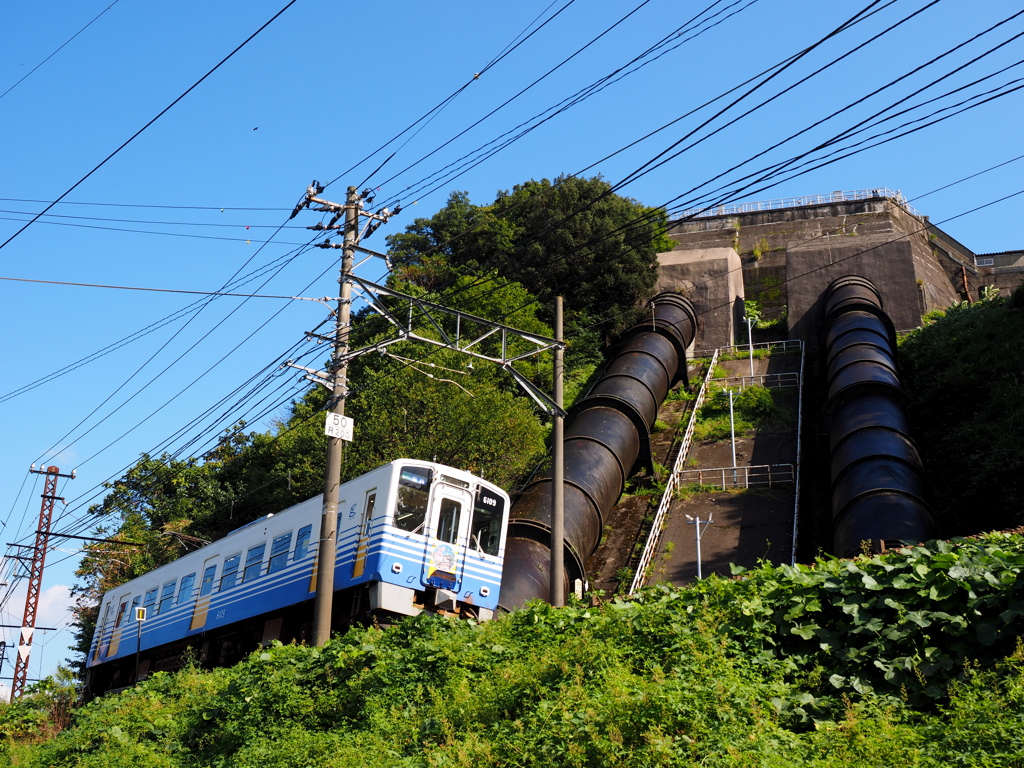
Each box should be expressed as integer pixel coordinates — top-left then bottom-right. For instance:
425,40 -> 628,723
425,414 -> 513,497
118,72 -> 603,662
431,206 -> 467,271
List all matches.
693,384 -> 791,441
387,175 -> 670,345
899,283 -> 1024,535
15,534 -> 1024,766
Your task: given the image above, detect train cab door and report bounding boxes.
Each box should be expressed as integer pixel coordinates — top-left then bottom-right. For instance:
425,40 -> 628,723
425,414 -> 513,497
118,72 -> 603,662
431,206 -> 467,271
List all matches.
420,484 -> 472,592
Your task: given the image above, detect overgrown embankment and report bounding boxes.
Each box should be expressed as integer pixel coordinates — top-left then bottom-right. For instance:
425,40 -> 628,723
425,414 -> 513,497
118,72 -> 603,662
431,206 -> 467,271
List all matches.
11,533 -> 1024,767
899,284 -> 1024,535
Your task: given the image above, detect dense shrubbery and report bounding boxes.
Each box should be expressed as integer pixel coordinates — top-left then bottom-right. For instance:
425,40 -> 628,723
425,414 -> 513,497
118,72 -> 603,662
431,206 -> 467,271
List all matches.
14,533 -> 1024,766
899,285 -> 1024,535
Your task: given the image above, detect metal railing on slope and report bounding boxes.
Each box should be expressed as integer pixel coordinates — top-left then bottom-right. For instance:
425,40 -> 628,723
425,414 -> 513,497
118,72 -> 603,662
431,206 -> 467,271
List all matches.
628,349 -> 719,596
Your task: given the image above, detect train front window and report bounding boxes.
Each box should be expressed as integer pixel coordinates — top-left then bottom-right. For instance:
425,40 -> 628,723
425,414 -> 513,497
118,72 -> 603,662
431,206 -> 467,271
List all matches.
436,498 -> 462,544
220,554 -> 241,591
199,565 -> 217,597
395,466 -> 431,533
470,487 -> 505,556
243,543 -> 266,582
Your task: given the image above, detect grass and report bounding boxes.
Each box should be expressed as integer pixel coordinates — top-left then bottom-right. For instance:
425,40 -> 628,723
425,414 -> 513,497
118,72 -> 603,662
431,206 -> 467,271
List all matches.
692,384 -> 793,441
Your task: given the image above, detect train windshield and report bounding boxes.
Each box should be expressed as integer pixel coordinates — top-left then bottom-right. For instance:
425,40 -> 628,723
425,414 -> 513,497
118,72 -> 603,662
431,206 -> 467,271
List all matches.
395,466 -> 431,533
470,486 -> 505,556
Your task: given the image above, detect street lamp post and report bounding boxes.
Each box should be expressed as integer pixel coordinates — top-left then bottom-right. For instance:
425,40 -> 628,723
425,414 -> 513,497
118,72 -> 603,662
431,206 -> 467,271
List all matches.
685,513 -> 714,579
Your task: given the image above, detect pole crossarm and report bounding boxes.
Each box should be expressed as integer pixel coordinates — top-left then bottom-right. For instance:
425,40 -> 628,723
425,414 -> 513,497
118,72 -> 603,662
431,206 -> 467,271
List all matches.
342,276 -> 567,417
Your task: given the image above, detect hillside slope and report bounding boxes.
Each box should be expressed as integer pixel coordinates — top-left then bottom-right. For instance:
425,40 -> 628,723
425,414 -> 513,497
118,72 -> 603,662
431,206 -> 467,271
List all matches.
12,533 -> 1024,767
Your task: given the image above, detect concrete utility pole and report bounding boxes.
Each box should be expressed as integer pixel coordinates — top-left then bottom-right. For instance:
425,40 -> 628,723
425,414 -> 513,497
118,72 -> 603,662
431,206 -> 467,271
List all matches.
550,297 -> 565,607
311,185 -> 359,647
11,465 -> 74,701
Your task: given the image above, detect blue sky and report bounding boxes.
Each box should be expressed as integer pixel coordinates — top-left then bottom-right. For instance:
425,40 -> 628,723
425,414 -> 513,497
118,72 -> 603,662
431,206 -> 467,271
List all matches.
1,0 -> 1022,688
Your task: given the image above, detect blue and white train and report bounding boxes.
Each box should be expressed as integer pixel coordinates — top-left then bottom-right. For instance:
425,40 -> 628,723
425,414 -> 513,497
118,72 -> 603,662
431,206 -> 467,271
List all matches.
85,460 -> 510,694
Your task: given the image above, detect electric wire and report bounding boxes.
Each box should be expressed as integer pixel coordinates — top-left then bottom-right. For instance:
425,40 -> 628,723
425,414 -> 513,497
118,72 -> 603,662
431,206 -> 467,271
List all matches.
374,0 -> 762,210
0,0 -> 122,102
323,0 -> 580,192
0,0 -> 301,254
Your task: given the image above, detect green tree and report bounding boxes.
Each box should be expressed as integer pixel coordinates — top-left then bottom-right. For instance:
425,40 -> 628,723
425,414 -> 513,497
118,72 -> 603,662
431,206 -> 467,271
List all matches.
387,175 -> 672,347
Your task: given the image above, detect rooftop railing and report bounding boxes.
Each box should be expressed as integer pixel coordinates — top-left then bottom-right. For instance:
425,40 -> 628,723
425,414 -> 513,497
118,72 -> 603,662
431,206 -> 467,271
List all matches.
673,188 -> 923,222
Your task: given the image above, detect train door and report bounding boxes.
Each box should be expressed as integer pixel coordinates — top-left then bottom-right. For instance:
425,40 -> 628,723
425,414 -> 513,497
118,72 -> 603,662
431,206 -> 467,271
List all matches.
104,591 -> 132,658
420,484 -> 472,591
190,556 -> 219,631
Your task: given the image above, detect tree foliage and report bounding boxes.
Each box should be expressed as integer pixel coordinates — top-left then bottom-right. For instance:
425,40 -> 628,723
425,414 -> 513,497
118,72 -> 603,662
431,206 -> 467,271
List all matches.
387,175 -> 671,345
898,285 -> 1024,534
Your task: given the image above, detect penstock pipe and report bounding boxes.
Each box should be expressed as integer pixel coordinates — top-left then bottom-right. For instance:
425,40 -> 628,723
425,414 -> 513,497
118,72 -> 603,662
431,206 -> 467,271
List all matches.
499,293 -> 697,610
821,276 -> 937,556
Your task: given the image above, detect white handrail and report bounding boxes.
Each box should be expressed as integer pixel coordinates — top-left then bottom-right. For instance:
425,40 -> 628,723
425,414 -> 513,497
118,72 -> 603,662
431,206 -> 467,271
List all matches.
673,188 -> 923,221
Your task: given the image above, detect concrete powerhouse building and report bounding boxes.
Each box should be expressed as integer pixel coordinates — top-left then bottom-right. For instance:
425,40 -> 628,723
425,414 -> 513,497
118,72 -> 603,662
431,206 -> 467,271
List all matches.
656,187 -> 1023,348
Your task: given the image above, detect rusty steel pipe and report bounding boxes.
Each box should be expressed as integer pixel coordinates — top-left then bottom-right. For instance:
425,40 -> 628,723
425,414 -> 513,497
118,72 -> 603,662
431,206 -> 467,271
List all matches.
499,293 -> 697,609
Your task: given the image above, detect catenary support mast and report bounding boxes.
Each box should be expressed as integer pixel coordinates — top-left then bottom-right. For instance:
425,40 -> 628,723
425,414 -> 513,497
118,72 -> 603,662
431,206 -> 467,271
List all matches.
11,465 -> 74,700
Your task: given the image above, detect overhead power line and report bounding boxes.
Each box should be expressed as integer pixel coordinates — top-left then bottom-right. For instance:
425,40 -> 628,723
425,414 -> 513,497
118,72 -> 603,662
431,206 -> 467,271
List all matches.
0,0 -> 301,253
0,0 -> 122,102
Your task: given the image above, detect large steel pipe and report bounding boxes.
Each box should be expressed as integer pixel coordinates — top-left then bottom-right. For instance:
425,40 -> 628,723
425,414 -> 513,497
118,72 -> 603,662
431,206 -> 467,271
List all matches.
500,293 -> 697,609
822,276 -> 937,556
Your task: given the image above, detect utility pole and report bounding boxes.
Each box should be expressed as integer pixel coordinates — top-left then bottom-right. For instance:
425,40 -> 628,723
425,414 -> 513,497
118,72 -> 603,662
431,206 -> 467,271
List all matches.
11,465 -> 74,701
550,297 -> 564,607
312,185 -> 358,647
289,183 -> 394,645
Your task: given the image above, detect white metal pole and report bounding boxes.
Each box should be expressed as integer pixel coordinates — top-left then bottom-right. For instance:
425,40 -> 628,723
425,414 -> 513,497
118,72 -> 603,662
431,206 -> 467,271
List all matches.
729,390 -> 737,466
747,315 -> 755,379
695,518 -> 703,580
550,297 -> 564,607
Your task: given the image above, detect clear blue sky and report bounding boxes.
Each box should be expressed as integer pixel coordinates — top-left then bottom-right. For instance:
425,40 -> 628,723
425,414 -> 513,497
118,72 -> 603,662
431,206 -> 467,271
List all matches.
1,0 -> 1022,688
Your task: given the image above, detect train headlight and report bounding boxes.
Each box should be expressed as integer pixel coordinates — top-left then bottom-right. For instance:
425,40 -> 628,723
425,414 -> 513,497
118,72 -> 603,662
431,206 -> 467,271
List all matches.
480,586 -> 490,597
391,562 -> 403,574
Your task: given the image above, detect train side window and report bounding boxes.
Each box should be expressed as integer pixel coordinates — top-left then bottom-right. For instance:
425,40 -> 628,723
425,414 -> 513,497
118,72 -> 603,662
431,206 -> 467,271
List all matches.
129,595 -> 142,619
243,543 -> 266,583
100,603 -> 112,632
469,488 -> 505,556
395,466 -> 431,533
114,598 -> 129,628
143,588 -> 157,615
220,554 -> 241,591
268,533 -> 292,574
294,525 -> 313,560
436,498 -> 462,544
199,565 -> 217,597
158,580 -> 177,615
176,573 -> 197,605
